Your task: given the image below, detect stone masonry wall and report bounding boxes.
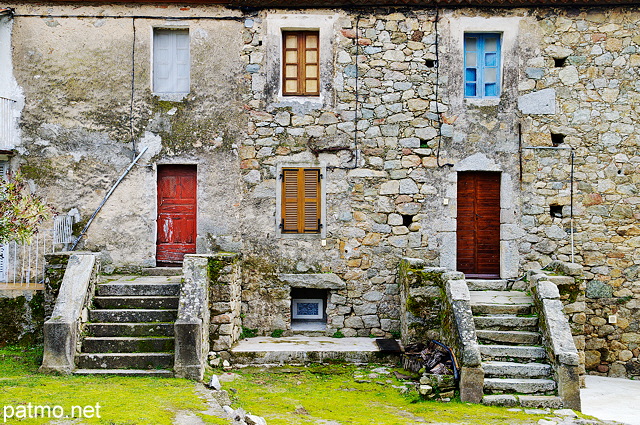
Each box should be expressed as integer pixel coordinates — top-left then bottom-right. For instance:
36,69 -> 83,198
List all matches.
516,8 -> 640,377
238,6 -> 640,376
209,253 -> 242,352
4,3 -> 640,376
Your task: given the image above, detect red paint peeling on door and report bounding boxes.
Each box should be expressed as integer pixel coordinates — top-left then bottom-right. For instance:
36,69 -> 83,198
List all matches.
156,165 -> 197,266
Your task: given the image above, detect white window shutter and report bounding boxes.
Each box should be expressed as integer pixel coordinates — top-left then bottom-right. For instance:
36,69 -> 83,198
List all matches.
154,29 -> 190,94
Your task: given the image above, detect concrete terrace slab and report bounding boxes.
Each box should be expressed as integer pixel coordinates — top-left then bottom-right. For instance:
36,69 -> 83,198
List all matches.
231,336 -> 397,365
581,375 -> 640,425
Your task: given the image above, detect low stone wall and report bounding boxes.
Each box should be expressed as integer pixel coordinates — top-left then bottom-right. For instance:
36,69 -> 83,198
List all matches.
43,252 -> 71,320
398,259 -> 446,345
529,261 -> 587,384
529,267 -> 581,411
40,253 -> 100,374
398,258 -> 483,403
0,289 -> 44,346
208,253 -> 242,352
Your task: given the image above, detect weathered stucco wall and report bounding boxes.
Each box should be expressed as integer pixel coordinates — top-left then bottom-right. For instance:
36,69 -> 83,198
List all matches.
10,4 -> 246,269
4,2 -> 640,376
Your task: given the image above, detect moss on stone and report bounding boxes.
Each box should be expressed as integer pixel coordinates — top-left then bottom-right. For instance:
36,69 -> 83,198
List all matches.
20,159 -> 60,184
207,257 -> 227,284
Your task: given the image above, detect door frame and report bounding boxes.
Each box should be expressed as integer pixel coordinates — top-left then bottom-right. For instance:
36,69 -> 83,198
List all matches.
155,163 -> 198,267
456,171 -> 502,278
440,156 -> 519,279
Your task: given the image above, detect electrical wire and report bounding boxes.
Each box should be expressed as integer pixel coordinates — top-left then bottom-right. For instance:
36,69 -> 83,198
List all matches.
130,17 -> 137,160
12,13 -> 243,21
433,7 -> 452,168
351,14 -> 361,169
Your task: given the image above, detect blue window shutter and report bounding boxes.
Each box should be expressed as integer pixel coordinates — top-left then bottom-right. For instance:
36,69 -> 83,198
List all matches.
153,29 -> 190,94
464,33 -> 501,98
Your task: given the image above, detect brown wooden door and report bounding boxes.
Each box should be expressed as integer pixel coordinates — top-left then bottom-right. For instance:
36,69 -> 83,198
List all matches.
457,172 -> 501,278
156,165 -> 197,266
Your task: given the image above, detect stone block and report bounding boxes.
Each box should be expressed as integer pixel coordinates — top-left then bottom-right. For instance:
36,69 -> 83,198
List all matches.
362,315 -> 380,328
586,281 -> 613,299
344,316 -> 364,328
535,281 -> 560,300
460,367 -> 484,403
279,273 -> 346,290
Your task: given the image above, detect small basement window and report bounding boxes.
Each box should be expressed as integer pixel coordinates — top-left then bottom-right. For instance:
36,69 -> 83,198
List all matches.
291,288 -> 327,330
550,205 -> 563,218
425,59 -> 437,68
402,214 -> 414,227
554,58 -> 567,68
551,133 -> 565,147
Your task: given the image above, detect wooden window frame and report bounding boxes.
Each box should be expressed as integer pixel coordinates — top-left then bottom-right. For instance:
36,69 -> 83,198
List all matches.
282,31 -> 320,97
464,33 -> 501,98
153,28 -> 190,96
280,167 -> 322,234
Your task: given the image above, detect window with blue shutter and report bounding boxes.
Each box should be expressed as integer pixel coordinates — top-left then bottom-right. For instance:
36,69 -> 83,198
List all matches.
153,29 -> 190,94
464,33 -> 501,98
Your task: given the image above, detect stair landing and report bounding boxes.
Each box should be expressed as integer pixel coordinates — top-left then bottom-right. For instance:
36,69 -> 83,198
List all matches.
231,336 -> 399,365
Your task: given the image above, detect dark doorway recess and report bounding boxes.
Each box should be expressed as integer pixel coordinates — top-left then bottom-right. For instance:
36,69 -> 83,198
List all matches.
457,172 -> 501,278
156,165 -> 197,267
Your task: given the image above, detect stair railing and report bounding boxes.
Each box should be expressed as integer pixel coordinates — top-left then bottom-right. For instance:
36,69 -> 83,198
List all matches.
40,253 -> 100,374
529,270 -> 582,411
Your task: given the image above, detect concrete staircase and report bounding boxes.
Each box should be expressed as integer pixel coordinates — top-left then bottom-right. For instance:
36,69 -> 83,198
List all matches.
74,274 -> 181,377
468,279 -> 563,409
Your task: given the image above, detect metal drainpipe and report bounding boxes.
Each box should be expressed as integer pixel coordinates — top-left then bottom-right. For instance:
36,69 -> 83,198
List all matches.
522,145 -> 575,262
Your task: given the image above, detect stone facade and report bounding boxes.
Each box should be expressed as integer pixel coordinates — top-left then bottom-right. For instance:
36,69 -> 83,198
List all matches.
2,2 -> 639,377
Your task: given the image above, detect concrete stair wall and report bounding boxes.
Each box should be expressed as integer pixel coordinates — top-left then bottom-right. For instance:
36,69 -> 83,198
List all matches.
74,274 -> 181,377
468,280 -> 563,409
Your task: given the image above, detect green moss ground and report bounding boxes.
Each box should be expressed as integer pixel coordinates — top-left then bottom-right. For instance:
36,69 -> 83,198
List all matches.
0,346 -> 228,425
229,364 -> 545,425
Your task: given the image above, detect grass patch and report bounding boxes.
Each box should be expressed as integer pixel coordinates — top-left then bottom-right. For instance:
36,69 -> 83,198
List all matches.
0,345 -> 229,425
230,364 -> 545,425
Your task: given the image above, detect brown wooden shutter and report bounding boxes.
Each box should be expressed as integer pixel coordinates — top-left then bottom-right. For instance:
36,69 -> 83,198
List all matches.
281,168 -> 320,233
303,168 -> 320,232
282,169 -> 300,232
282,31 -> 320,96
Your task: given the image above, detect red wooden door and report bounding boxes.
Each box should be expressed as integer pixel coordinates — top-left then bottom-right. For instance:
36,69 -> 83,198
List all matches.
457,172 -> 501,278
156,165 -> 197,266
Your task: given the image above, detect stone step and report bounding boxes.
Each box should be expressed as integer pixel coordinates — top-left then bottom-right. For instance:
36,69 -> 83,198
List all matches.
472,303 -> 532,315
74,368 -> 174,377
76,353 -> 174,370
96,282 -> 180,297
231,336 -> 398,365
142,267 -> 183,276
466,279 -> 509,291
481,395 -> 563,409
479,345 -> 548,362
484,378 -> 556,394
477,330 -> 541,345
482,361 -> 552,378
474,315 -> 538,331
518,395 -> 564,409
85,322 -> 175,337
88,309 -> 177,323
94,296 -> 179,310
470,290 -> 533,304
82,337 -> 175,353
